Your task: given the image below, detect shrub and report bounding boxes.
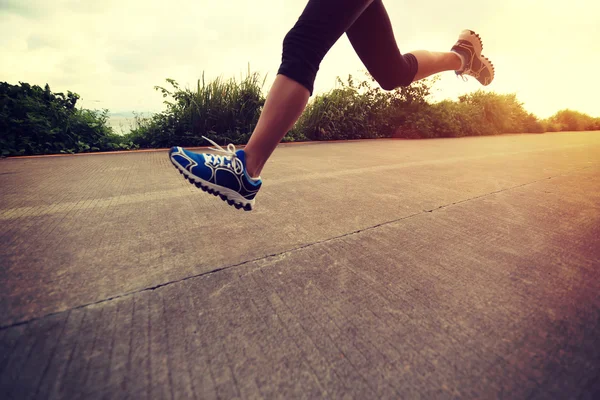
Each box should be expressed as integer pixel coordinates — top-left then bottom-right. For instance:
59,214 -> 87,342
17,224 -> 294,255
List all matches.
294,73 -> 435,141
0,81 -> 134,156
547,109 -> 600,131
5,71 -> 597,157
130,67 -> 267,148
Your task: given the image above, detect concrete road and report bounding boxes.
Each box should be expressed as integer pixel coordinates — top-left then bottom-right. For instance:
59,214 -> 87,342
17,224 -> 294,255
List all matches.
1,131 -> 599,399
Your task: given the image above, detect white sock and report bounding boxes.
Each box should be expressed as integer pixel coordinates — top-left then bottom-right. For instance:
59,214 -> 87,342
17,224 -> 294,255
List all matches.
247,174 -> 261,183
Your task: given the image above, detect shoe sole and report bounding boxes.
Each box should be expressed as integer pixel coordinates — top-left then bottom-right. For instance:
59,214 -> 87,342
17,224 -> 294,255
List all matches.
170,154 -> 255,211
478,56 -> 495,86
458,29 -> 483,55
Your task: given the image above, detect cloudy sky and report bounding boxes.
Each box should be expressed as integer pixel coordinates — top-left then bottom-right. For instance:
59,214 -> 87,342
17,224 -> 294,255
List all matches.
1,0 -> 598,119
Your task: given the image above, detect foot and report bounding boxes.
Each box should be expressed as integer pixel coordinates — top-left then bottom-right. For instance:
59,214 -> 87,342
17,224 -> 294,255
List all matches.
169,137 -> 262,211
451,29 -> 495,86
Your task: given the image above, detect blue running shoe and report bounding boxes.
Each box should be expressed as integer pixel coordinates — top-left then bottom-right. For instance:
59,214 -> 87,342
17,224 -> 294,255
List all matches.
169,137 -> 262,211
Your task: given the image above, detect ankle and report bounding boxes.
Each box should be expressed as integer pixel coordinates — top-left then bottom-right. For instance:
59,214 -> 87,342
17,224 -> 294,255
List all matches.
243,150 -> 261,178
450,50 -> 465,71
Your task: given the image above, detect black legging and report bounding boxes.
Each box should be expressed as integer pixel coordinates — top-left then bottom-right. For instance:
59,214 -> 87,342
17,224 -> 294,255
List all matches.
278,0 -> 418,95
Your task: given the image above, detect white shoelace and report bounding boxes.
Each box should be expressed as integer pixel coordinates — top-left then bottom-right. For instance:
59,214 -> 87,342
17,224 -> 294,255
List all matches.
202,136 -> 244,175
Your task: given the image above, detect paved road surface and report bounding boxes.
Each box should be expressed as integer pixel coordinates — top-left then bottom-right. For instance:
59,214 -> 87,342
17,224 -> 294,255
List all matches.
1,132 -> 599,399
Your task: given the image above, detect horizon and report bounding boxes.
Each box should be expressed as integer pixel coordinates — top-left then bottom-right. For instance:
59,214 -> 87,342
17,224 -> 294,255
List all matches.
1,0 -> 599,120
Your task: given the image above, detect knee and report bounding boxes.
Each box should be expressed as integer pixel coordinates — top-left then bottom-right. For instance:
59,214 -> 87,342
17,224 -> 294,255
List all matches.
282,24 -> 326,65
376,75 -> 412,91
378,79 -> 399,91
282,27 -> 299,54
279,25 -> 327,95
374,53 -> 418,90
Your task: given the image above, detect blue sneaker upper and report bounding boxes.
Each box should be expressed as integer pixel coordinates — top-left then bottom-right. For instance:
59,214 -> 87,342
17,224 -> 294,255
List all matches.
169,142 -> 262,201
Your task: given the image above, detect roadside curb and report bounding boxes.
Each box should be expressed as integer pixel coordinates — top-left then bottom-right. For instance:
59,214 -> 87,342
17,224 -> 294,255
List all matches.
3,138 -> 397,159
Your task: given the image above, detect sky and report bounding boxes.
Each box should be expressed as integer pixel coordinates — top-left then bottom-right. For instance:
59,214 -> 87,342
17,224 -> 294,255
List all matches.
1,0 -> 599,120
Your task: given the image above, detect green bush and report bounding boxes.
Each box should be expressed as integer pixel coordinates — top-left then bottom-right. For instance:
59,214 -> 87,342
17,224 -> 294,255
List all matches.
541,120 -> 561,132
127,67 -> 267,148
4,71 -> 598,157
547,109 -> 600,131
293,75 -> 556,141
294,73 -> 434,141
0,81 -> 135,156
94,70 -> 600,151
129,70 -> 597,145
392,88 -> 551,138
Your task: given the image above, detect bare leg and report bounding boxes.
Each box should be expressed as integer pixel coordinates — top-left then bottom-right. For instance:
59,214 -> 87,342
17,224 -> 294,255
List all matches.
410,50 -> 462,81
243,52 -> 461,178
243,75 -> 309,177
243,0 -> 462,178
